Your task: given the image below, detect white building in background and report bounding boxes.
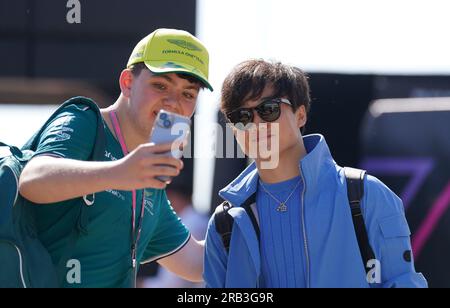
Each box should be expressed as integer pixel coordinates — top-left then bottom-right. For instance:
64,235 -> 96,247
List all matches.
0,105 -> 57,156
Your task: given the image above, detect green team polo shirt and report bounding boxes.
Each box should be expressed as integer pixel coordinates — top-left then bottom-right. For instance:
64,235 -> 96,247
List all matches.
30,104 -> 190,288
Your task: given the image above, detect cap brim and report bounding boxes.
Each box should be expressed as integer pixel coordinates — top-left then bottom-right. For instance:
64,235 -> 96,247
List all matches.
143,61 -> 213,91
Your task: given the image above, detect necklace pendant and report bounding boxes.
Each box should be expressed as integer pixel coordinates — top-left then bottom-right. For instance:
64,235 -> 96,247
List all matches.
277,202 -> 288,212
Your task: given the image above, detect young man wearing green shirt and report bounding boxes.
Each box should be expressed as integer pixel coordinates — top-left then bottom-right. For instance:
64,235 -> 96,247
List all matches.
18,28 -> 213,287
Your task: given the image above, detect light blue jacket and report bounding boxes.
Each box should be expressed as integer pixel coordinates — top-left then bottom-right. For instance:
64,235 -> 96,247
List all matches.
203,134 -> 427,288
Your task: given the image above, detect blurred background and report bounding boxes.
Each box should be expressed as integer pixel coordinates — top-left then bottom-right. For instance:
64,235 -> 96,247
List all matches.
1,0 -> 449,287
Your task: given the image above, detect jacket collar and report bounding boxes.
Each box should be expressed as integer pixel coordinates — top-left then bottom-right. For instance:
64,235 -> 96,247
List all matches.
219,134 -> 336,206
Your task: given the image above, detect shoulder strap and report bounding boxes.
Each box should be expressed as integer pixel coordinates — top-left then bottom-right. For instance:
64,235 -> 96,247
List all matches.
214,193 -> 259,253
344,167 -> 376,274
214,201 -> 234,253
241,194 -> 260,242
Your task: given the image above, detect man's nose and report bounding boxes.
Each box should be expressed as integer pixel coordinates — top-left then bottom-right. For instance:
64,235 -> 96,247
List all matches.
252,110 -> 272,132
253,110 -> 268,126
162,94 -> 179,111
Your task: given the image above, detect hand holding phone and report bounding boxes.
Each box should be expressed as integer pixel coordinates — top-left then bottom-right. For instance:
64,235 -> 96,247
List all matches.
150,110 -> 191,182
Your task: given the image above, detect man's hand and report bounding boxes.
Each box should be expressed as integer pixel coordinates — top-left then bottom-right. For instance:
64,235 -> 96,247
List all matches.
112,142 -> 184,190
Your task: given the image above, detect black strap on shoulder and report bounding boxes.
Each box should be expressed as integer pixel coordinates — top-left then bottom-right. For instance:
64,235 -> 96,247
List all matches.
214,193 -> 259,253
344,167 -> 376,274
241,194 -> 260,242
214,201 -> 234,253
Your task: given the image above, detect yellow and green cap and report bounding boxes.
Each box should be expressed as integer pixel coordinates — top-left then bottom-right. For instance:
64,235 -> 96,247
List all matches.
127,28 -> 213,91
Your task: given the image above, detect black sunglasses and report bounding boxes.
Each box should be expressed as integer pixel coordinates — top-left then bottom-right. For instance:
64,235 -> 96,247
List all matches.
226,98 -> 292,129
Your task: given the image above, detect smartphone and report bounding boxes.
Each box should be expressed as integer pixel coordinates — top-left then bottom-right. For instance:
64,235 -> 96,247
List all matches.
150,110 -> 191,182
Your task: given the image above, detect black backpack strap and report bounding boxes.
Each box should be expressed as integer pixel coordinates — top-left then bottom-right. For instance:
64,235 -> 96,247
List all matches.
344,167 -> 376,274
214,201 -> 234,253
241,194 -> 260,242
214,193 -> 259,253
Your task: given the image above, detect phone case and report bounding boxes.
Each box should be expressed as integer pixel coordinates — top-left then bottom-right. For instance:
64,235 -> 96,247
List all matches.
150,110 -> 190,147
150,110 -> 191,182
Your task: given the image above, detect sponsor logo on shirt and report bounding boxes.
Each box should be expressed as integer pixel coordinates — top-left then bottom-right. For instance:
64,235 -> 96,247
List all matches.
104,151 -> 118,161
54,118 -> 74,142
144,190 -> 155,216
55,132 -> 71,142
106,189 -> 125,201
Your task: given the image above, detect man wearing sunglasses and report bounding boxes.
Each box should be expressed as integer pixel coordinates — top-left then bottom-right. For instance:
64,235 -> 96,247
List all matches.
203,59 -> 427,288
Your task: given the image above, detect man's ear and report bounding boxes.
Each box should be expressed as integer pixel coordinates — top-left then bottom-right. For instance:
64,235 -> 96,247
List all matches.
296,105 -> 307,129
119,69 -> 134,98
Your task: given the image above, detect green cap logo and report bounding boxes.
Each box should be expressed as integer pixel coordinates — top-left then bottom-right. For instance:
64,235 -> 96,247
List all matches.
167,39 -> 203,52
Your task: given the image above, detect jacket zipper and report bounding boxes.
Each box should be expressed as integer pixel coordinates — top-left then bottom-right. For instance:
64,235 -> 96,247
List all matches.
300,165 -> 310,288
0,240 -> 27,288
